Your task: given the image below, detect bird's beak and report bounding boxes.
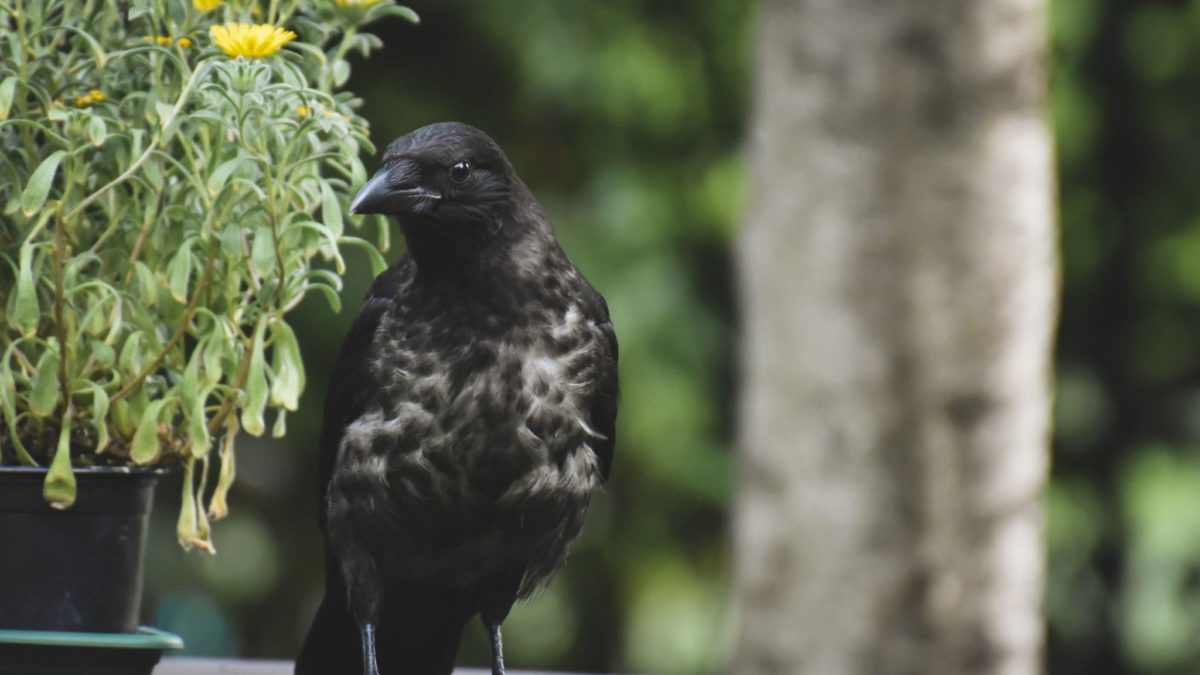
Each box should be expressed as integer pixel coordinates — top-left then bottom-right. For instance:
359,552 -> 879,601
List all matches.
349,170 -> 442,215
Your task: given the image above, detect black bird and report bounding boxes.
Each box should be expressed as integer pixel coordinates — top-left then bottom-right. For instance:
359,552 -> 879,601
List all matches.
295,122 -> 619,675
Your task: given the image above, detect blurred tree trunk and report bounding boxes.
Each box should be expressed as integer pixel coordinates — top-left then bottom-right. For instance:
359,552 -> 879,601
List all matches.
733,1 -> 1057,674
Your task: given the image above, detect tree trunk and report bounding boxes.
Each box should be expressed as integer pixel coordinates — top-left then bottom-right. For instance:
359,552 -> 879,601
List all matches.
733,1 -> 1056,674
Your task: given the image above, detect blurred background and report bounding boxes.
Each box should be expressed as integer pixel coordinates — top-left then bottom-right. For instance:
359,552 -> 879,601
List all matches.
136,0 -> 1200,673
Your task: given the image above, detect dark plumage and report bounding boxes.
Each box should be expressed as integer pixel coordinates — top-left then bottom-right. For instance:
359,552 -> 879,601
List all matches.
296,122 -> 619,675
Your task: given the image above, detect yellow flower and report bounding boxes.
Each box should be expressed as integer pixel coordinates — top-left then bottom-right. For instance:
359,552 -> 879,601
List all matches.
297,105 -> 310,117
177,37 -> 193,48
73,95 -> 91,107
210,23 -> 296,59
193,0 -> 223,10
88,89 -> 106,102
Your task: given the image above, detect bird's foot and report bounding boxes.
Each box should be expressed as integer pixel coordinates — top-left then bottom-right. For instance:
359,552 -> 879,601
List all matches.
486,620 -> 506,675
360,622 -> 380,675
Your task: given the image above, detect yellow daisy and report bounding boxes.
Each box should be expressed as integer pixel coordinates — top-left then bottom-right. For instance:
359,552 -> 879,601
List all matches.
210,23 -> 296,59
193,0 -> 223,10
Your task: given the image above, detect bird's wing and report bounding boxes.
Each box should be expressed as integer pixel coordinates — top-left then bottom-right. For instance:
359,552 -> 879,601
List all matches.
584,288 -> 619,482
316,260 -> 409,528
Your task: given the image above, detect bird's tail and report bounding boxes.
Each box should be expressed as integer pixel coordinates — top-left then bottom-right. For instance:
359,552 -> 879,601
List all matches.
296,572 -> 475,675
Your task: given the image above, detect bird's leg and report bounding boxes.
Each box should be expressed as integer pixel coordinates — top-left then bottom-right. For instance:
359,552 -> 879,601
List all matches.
339,548 -> 382,675
360,621 -> 380,675
484,617 -> 506,675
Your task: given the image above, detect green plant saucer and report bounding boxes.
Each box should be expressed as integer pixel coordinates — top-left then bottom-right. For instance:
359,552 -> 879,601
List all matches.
0,626 -> 183,675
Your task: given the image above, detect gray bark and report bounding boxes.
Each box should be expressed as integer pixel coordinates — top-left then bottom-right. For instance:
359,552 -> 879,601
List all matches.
733,1 -> 1057,674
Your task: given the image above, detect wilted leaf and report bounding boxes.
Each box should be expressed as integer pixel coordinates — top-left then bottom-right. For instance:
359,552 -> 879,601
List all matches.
44,412 -> 76,509
272,408 -> 287,438
240,315 -> 268,436
130,398 -> 169,464
208,415 -> 238,520
189,387 -> 211,459
269,319 -> 304,410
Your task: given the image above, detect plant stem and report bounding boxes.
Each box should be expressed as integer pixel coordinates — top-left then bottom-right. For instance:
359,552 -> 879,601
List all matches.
65,61 -> 210,223
262,161 -> 287,306
52,209 -> 69,416
205,340 -> 254,435
110,258 -> 214,403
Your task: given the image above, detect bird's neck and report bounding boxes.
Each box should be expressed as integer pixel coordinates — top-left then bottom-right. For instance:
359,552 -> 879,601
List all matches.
400,218 -> 556,291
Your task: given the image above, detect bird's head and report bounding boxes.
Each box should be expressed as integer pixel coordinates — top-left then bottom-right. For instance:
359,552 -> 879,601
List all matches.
350,122 -> 520,231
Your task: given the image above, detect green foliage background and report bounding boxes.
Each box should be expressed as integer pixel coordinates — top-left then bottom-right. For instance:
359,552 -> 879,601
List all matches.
140,0 -> 1198,673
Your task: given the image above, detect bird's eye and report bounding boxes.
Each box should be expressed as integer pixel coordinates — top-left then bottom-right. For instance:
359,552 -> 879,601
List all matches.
449,161 -> 471,184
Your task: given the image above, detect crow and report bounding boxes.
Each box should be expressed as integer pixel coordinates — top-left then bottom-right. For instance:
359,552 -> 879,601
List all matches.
295,122 -> 619,675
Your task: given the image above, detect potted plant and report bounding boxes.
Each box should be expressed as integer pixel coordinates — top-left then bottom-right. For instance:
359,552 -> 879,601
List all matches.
0,0 -> 414,670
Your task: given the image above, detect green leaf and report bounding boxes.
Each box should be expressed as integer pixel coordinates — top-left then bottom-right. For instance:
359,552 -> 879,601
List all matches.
188,110 -> 230,128
339,235 -> 387,276
80,293 -> 108,336
220,223 -> 244,259
321,182 -> 344,238
331,59 -> 350,87
240,316 -> 268,436
0,359 -> 14,427
129,128 -> 145,158
43,412 -> 76,510
90,340 -> 115,367
371,4 -> 420,24
155,101 -> 175,131
272,408 -> 287,438
130,398 -> 169,465
118,331 -> 143,375
21,150 -> 66,216
168,239 -> 195,303
0,356 -> 36,465
111,398 -> 135,438
85,383 -> 110,453
12,243 -> 40,337
188,387 -> 210,459
207,155 -> 245,197
202,330 -> 226,387
29,349 -> 60,417
269,319 -> 304,411
85,115 -> 107,147
251,227 -> 276,278
133,262 -> 158,307
0,77 -> 17,121
307,283 -> 342,313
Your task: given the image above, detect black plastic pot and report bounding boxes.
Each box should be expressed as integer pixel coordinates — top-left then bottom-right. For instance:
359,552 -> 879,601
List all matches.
0,466 -> 165,633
